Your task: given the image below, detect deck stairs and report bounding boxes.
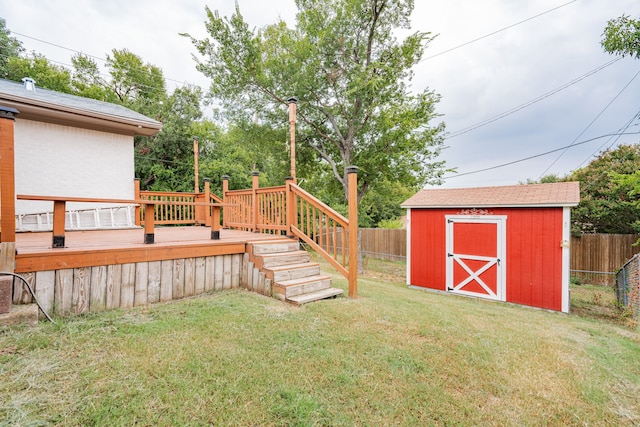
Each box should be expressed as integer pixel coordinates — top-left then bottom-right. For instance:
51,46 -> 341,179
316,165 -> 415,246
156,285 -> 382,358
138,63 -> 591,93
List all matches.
246,238 -> 343,305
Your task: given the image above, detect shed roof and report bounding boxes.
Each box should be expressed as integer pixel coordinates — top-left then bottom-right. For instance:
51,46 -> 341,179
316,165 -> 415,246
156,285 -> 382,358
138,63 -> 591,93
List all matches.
401,181 -> 580,208
0,78 -> 162,136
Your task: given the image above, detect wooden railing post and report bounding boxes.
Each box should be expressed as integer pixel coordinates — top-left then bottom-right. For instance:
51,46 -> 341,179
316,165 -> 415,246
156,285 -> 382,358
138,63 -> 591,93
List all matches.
288,97 -> 298,181
0,106 -> 18,244
52,200 -> 66,248
204,178 -> 211,227
285,176 -> 295,237
134,178 -> 141,226
144,204 -> 155,244
251,171 -> 260,232
347,166 -> 359,298
222,175 -> 229,228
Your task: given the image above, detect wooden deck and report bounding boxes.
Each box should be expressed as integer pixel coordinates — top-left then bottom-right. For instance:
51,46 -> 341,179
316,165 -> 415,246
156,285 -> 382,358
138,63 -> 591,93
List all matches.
15,226 -> 289,273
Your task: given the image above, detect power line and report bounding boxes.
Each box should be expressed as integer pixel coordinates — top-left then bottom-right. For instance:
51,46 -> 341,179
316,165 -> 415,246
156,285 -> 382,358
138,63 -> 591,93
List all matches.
443,131 -> 640,180
444,58 -> 622,140
573,113 -> 640,171
9,31 -> 203,89
537,68 -> 640,178
422,0 -> 579,61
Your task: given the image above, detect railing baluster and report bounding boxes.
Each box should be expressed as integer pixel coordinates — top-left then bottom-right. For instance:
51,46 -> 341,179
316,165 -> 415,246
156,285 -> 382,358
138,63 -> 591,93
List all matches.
342,226 -> 346,266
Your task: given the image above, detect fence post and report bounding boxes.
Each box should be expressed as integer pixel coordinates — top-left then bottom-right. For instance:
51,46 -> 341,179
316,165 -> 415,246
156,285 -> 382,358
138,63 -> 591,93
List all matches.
347,166 -> 359,298
252,171 -> 260,232
204,178 -> 211,227
221,175 -> 229,227
133,178 -> 141,226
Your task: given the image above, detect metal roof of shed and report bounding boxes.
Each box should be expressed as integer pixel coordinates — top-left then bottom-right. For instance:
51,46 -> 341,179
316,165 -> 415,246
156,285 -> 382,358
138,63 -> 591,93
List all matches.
401,181 -> 580,208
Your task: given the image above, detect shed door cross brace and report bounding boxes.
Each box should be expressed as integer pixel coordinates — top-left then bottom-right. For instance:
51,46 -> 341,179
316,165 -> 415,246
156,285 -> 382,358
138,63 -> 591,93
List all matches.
450,254 -> 499,297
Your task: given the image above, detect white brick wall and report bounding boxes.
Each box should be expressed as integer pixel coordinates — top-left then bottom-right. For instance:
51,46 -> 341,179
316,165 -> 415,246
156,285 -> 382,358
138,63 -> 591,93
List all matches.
14,119 -> 135,215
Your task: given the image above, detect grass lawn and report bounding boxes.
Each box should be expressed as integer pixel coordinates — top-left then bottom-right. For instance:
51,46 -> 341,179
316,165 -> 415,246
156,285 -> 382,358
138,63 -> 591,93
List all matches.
1,256 -> 639,426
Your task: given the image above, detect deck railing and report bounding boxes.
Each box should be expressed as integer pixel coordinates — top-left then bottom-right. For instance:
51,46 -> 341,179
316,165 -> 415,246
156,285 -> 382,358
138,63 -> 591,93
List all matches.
135,178 -> 223,226
138,191 -> 196,225
222,168 -> 359,297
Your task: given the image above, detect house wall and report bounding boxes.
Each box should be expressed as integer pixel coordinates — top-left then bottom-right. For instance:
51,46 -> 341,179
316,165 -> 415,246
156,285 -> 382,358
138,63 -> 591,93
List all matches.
14,119 -> 135,215
408,207 -> 565,311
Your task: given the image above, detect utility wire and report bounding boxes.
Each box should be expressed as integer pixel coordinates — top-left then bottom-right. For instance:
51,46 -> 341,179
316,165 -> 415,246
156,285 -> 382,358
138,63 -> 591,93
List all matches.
537,68 -> 640,178
422,0 -> 579,61
7,32 -> 201,89
573,113 -> 640,171
443,131 -> 640,180
444,58 -> 622,140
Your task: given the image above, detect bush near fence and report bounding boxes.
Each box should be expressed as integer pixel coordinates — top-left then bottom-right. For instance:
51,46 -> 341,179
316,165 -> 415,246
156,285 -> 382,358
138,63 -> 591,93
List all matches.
359,229 -> 640,286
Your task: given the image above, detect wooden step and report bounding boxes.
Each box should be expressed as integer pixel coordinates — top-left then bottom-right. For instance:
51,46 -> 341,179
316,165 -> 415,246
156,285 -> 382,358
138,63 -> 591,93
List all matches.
264,262 -> 321,282
253,250 -> 310,269
273,275 -> 332,299
249,240 -> 300,255
286,287 -> 344,305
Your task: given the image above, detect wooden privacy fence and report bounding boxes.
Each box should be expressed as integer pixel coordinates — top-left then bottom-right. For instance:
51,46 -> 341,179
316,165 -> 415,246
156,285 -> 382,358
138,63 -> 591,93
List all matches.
357,229 -> 640,285
571,234 -> 640,285
360,228 -> 407,261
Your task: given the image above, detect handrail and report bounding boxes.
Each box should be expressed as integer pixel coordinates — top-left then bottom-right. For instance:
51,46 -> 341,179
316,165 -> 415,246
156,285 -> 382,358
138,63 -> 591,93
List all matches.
16,194 -> 228,247
222,169 -> 359,297
288,182 -> 349,278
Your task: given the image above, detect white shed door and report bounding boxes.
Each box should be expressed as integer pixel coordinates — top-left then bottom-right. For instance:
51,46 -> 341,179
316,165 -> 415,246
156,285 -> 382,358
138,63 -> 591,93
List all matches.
446,216 -> 506,301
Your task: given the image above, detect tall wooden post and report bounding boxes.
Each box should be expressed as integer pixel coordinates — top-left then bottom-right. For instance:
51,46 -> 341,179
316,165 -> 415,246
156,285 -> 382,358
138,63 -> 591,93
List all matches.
222,175 -> 229,228
251,171 -> 260,232
193,137 -> 199,194
347,166 -> 359,298
204,178 -> 211,227
288,97 -> 297,183
0,106 -> 18,245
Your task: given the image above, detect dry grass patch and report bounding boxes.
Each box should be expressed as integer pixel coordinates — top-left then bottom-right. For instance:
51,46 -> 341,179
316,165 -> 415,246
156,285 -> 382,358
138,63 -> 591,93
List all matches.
0,258 -> 639,425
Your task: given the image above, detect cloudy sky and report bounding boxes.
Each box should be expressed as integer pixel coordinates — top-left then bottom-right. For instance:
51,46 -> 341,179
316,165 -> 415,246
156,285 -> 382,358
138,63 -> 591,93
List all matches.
2,0 -> 639,188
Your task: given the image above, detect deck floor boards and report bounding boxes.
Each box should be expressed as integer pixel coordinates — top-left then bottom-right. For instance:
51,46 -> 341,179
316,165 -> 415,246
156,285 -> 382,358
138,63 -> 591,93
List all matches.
16,227 -> 288,252
14,227 -> 293,273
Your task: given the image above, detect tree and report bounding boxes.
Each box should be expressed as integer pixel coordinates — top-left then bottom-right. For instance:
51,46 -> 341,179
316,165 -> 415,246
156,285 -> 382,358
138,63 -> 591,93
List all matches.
602,15 -> 640,58
71,54 -> 118,102
3,53 -> 73,93
135,85 -> 207,191
186,0 -> 447,205
569,144 -> 640,234
0,18 -> 23,77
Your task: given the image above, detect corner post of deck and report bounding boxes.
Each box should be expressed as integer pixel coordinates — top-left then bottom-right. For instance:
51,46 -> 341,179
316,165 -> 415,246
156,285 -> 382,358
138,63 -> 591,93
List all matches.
144,204 -> 155,244
285,176 -> 295,238
52,200 -> 66,248
221,175 -> 229,228
0,106 -> 18,245
204,178 -> 212,227
251,171 -> 260,233
133,178 -> 141,226
347,166 -> 359,298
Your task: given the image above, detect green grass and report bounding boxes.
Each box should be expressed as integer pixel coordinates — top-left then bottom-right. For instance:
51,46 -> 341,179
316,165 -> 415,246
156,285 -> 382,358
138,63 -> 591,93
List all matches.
1,257 -> 639,426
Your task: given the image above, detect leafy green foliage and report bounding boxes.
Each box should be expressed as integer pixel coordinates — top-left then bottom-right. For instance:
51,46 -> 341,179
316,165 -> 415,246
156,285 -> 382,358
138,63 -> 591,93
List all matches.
187,0 -> 448,206
136,86 -> 205,191
3,53 -> 73,93
601,15 -> 640,59
0,18 -> 23,77
570,144 -> 640,234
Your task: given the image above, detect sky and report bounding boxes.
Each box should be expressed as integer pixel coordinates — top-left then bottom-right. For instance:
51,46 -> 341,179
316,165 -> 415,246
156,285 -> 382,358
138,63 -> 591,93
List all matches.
2,0 -> 639,189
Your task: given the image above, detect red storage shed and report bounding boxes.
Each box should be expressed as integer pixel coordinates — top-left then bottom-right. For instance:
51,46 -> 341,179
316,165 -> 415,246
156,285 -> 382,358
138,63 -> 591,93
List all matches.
401,182 -> 580,312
